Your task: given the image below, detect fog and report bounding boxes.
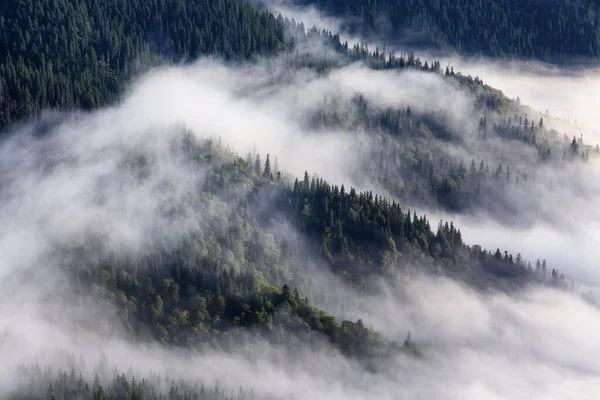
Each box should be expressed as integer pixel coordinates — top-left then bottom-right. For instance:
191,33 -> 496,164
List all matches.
261,1 -> 600,286
4,272 -> 600,399
254,0 -> 367,49
320,273 -> 600,399
0,53 -> 473,397
256,3 -> 600,397
256,0 -> 438,58
264,0 -> 600,145
0,15 -> 599,399
446,57 -> 600,140
428,58 -> 600,284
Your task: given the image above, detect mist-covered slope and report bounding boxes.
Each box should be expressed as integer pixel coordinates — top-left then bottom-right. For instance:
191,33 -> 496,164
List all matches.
2,0 -> 600,399
0,57 -> 591,399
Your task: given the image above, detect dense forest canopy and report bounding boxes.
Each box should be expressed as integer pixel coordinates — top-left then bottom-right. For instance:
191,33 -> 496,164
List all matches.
0,0 -> 285,127
289,0 -> 600,60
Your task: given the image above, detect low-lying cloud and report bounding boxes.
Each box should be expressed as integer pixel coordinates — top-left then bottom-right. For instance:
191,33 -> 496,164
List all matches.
0,24 -> 599,399
3,271 -> 600,400
446,57 -> 600,140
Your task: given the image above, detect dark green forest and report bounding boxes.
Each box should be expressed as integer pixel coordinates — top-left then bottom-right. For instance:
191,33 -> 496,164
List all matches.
0,0 -> 285,127
290,0 -> 600,60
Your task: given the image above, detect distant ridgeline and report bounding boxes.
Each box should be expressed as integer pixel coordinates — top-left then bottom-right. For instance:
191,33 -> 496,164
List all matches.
42,133 -> 567,363
291,0 -> 600,60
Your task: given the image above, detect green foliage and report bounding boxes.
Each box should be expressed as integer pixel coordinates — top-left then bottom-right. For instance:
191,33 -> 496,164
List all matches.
51,134 -> 412,362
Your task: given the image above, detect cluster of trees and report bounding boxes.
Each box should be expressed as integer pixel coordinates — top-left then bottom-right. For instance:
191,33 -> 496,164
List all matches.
195,134 -> 569,291
310,90 -> 597,219
293,0 -> 600,59
51,133 -> 430,364
9,360 -> 281,400
274,164 -> 566,287
285,22 -> 443,72
46,133 -> 566,361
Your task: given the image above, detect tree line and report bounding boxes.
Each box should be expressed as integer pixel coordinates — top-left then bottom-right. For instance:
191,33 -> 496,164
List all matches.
292,0 -> 600,60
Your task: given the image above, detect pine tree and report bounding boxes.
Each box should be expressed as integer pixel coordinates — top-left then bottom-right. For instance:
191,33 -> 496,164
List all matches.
263,154 -> 271,178
254,154 -> 261,175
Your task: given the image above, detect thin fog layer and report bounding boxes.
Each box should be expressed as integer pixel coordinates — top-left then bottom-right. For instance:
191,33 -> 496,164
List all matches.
257,0 -> 433,56
254,0 -> 365,46
446,58 -> 600,141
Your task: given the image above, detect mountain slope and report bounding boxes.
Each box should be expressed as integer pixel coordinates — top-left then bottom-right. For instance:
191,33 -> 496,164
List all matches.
0,0 -> 285,127
289,0 -> 600,60
0,1 -> 594,398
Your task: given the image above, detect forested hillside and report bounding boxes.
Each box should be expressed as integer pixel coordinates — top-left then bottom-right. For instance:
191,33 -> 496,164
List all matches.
290,0 -> 600,60
315,77 -> 599,219
0,0 -> 596,398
